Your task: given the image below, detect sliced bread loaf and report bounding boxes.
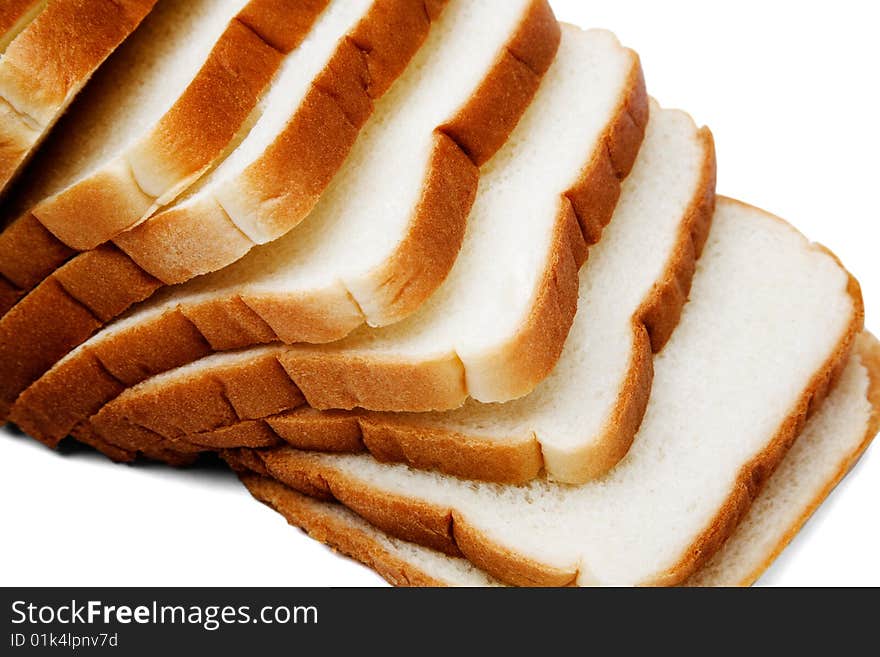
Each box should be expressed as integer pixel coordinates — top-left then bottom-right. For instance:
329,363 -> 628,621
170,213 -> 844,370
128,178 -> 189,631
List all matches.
1,0 -> 488,421
229,198 -> 864,586
0,0 -> 329,313
77,101 -> 704,486
234,332 -> 880,586
0,0 -> 156,194
69,25 -> 648,459
11,21 -> 633,447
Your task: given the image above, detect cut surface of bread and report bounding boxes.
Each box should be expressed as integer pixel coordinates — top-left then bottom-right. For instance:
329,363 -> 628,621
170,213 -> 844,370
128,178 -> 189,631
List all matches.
236,333 -> 880,586
82,101 -> 704,485
1,0 -> 473,421
233,198 -> 864,587
10,2 -> 567,443
0,0 -> 156,194
0,0 -> 328,313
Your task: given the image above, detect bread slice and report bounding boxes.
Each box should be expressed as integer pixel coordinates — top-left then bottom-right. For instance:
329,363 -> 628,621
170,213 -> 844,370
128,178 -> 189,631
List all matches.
0,0 -> 155,194
0,0 -> 329,314
234,333 -> 880,586
226,198 -> 864,586
77,100 -> 703,486
2,0 -> 496,421
10,17 -> 609,446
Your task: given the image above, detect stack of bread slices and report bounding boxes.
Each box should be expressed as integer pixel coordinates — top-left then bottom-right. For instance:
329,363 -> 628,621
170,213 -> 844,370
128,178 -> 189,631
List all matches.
1,0 -> 876,587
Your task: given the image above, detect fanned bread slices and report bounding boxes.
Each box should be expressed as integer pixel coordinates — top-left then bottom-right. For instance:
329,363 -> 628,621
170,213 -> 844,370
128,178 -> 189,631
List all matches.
1,0 -> 484,420
224,199 -> 864,587
11,22 -> 637,448
233,333 -> 880,587
0,0 -> 155,195
0,0 -> 329,313
79,101 -> 708,486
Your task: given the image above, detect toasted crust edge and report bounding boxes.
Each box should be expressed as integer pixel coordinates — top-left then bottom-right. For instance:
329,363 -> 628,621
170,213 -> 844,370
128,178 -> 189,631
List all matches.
0,0 -> 155,190
239,472 -> 449,587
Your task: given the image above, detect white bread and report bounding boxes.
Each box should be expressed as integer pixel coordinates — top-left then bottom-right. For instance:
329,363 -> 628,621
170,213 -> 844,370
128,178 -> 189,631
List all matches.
1,0 -> 478,421
230,198 -> 864,586
0,0 -> 155,195
65,26 -> 647,458
79,101 -> 704,486
9,9 -> 572,444
235,333 -> 880,586
0,0 -> 329,313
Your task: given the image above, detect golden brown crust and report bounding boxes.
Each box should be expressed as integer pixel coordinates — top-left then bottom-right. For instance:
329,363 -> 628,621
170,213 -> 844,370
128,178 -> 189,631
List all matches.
0,0 -> 327,307
246,446 -> 576,586
0,0 -> 155,123
0,0 -> 155,189
0,212 -> 75,312
351,131 -> 478,326
91,351 -> 307,442
439,0 -> 560,166
0,0 -> 42,44
10,1 -> 561,449
114,0 -> 452,284
239,472 -> 448,587
0,245 -> 160,422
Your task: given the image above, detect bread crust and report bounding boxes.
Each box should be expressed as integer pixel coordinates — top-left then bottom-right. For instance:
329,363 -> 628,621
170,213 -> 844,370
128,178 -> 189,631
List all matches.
0,0 -> 43,45
0,244 -> 161,421
0,0 -> 155,191
230,218 -> 864,586
10,0 -> 561,446
239,472 -> 449,587
0,0 -> 327,312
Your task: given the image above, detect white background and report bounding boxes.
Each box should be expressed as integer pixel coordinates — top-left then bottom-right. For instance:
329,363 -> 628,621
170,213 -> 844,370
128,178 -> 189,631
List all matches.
1,0 -> 879,587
